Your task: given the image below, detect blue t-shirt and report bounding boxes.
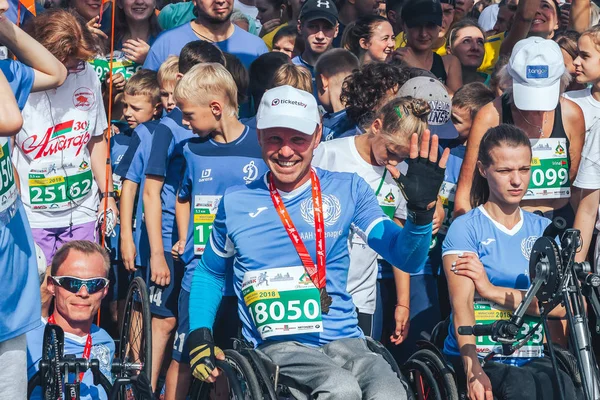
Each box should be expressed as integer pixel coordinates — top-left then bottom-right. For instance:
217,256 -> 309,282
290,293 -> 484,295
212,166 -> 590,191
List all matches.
0,59 -> 35,110
322,110 -> 357,142
442,206 -> 550,365
291,55 -> 317,99
114,121 -> 161,267
143,23 -> 268,70
27,321 -> 115,400
145,108 -> 195,251
189,168 -> 433,346
0,59 -> 40,342
178,126 -> 268,292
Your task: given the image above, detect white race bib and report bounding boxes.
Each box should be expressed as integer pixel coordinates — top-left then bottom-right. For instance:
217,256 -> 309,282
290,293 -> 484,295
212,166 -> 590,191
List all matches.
525,138 -> 570,200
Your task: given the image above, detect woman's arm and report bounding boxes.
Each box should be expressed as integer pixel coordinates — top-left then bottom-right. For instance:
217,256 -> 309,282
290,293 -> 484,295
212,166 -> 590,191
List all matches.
0,70 -> 23,136
499,0 -> 542,56
569,0 -> 591,32
390,217 -> 411,345
453,100 -> 502,217
573,188 -> 599,263
443,54 -> 463,94
0,18 -> 66,91
563,98 -> 585,183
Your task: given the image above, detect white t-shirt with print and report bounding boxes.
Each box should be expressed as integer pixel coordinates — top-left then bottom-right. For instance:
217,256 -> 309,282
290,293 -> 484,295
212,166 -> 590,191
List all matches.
564,89 -> 600,189
313,136 -> 407,314
12,64 -> 107,228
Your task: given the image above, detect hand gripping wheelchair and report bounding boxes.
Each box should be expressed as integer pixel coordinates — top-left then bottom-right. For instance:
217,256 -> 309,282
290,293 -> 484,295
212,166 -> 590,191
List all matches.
27,277 -> 153,400
190,336 -> 416,400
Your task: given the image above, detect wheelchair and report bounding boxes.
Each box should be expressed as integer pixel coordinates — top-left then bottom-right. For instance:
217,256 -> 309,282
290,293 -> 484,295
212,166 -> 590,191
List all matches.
190,336 -> 415,400
27,277 -> 153,400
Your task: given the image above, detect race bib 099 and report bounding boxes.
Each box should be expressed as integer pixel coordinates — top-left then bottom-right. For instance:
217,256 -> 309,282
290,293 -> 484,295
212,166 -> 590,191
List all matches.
525,138 -> 570,200
242,266 -> 323,340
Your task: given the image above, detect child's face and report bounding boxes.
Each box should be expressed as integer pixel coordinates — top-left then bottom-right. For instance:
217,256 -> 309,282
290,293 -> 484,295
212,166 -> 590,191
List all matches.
178,98 -> 217,138
451,105 -> 473,140
273,36 -> 296,58
160,83 -> 176,113
122,93 -> 160,129
573,35 -> 600,85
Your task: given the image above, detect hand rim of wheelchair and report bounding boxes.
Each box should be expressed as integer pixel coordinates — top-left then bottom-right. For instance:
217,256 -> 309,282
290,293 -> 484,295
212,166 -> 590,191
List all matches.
189,358 -> 246,399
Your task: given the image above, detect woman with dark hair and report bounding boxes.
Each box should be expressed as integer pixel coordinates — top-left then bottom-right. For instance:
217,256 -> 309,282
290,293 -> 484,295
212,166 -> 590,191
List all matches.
13,9 -> 117,302
443,124 -> 577,400
342,15 -> 395,64
340,62 -> 409,131
256,0 -> 291,49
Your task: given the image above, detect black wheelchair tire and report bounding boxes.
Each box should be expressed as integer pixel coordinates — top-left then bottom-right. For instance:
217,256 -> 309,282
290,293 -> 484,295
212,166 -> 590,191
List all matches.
115,276 -> 153,399
409,348 -> 459,400
189,359 -> 246,399
27,371 -> 40,399
402,358 -> 444,400
223,349 -> 264,399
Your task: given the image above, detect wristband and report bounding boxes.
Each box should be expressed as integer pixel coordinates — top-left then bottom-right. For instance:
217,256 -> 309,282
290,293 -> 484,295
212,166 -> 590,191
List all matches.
407,207 -> 436,226
100,192 -> 116,199
395,304 -> 410,311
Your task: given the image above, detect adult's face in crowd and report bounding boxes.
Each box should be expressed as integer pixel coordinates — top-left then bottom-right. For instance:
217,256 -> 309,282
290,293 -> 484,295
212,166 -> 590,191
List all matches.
440,2 -> 455,39
299,19 -> 338,55
354,0 -> 381,17
492,2 -> 516,34
119,0 -> 155,22
404,22 -> 441,52
449,26 -> 485,68
71,0 -> 103,21
194,0 -> 233,24
453,0 -> 474,22
529,0 -> 559,38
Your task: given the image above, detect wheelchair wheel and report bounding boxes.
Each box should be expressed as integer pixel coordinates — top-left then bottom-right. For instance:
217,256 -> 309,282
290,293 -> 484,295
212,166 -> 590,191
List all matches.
189,359 -> 246,399
114,277 -> 153,399
546,344 -> 582,387
402,358 -> 443,400
409,349 -> 458,400
30,324 -> 65,400
224,349 -> 264,399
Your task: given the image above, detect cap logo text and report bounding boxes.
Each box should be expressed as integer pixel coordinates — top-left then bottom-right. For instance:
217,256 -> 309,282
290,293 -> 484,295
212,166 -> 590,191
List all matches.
526,65 -> 549,79
271,98 -> 308,108
317,0 -> 330,8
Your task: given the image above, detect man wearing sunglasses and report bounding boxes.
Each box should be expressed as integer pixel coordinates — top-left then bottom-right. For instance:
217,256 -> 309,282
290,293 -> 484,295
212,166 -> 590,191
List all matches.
26,240 -> 115,400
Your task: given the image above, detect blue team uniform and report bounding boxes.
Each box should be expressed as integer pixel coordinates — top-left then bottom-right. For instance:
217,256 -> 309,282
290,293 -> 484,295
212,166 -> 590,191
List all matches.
27,321 -> 115,400
172,126 -> 268,361
321,110 -> 357,142
189,168 -> 433,347
442,206 -> 550,366
0,59 -> 41,343
143,23 -> 267,71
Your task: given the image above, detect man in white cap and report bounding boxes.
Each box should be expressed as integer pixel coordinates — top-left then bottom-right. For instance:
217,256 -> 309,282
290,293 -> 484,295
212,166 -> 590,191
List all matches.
185,85 -> 449,398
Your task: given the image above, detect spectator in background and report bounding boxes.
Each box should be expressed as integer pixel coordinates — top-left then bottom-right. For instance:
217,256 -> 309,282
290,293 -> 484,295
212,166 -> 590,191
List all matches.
447,19 -> 488,84
272,24 -> 303,58
342,15 -> 395,64
478,1 -> 500,32
257,0 -> 291,49
385,0 -> 403,39
143,0 -> 267,70
234,0 -> 262,31
555,30 -> 587,91
453,0 -> 475,22
335,0 -> 380,47
247,51 -> 292,118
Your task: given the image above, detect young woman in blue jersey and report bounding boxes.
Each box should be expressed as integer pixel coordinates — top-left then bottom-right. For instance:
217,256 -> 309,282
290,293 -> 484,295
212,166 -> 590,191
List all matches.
443,124 -> 576,400
313,96 -> 430,343
0,1 -> 67,394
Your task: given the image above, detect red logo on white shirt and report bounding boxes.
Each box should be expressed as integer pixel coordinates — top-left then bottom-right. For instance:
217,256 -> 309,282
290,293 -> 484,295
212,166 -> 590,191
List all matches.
73,88 -> 95,111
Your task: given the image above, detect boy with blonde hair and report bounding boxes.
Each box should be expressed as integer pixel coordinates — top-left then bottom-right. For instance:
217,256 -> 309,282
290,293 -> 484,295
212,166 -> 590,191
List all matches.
157,56 -> 179,114
165,62 -> 268,400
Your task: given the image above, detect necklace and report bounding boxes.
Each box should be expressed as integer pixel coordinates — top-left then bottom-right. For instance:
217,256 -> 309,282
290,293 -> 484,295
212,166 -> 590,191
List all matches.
190,23 -> 215,43
517,108 -> 547,137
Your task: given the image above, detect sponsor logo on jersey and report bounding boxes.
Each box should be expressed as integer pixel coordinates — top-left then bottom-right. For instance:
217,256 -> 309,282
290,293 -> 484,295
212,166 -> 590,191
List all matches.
73,87 -> 95,111
383,190 -> 395,204
243,161 -> 259,183
300,194 -> 341,227
21,120 -> 91,160
249,207 -> 268,218
481,238 -> 495,246
521,236 -> 538,261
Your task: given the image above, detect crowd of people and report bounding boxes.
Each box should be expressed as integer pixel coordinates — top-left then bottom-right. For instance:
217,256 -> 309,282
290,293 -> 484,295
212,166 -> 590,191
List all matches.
1,0 -> 600,396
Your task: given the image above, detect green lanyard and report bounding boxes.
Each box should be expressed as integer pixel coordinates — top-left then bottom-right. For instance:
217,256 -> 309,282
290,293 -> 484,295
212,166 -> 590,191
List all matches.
375,169 -> 388,197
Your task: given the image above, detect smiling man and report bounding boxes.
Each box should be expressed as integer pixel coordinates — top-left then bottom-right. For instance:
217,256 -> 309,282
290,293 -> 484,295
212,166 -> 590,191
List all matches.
186,85 -> 449,399
26,241 -> 115,400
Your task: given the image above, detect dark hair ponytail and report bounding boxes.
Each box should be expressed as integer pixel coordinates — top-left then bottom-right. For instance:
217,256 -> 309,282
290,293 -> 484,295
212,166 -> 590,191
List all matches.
470,124 -> 532,208
341,16 -> 389,60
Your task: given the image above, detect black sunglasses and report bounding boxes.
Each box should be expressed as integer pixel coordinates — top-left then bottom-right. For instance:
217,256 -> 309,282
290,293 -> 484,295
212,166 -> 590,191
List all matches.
51,276 -> 109,294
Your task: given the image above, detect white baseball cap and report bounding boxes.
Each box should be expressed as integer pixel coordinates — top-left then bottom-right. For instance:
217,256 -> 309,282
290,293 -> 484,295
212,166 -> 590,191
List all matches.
397,77 -> 458,139
256,85 -> 321,135
508,37 -> 565,111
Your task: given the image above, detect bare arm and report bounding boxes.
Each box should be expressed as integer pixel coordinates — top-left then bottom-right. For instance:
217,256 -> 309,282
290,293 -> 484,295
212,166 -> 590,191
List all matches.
500,0 -> 542,56
390,217 -> 411,345
563,98 -> 585,183
0,70 -> 23,136
573,188 -> 599,263
143,175 -> 171,286
0,18 -> 67,91
174,196 -> 190,259
569,0 -> 591,32
443,55 -> 463,94
119,179 -> 138,272
88,134 -> 117,216
453,101 -> 501,217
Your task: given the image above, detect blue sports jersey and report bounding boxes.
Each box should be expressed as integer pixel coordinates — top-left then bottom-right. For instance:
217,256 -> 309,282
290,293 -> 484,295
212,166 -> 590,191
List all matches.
115,121 -> 161,267
442,206 -> 550,365
145,109 -> 194,251
0,60 -> 40,342
143,23 -> 268,71
27,321 -> 115,400
178,126 -> 268,292
321,110 -> 357,142
189,168 -> 433,346
291,56 -> 317,99
108,129 -> 133,262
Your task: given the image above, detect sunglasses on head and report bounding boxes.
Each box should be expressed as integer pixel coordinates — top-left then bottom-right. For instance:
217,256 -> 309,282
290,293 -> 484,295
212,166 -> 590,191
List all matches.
50,276 -> 109,294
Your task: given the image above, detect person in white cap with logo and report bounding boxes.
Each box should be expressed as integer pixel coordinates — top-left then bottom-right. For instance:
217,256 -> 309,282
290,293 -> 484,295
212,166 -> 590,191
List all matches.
453,37 -> 591,339
185,85 -> 449,399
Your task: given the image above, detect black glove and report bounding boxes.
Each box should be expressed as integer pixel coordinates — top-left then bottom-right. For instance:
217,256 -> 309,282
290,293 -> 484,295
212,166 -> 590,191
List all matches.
188,328 -> 224,381
394,156 -> 445,225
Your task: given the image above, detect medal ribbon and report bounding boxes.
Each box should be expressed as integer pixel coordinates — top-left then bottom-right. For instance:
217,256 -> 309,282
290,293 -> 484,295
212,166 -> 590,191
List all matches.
48,314 -> 92,382
268,169 -> 326,289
